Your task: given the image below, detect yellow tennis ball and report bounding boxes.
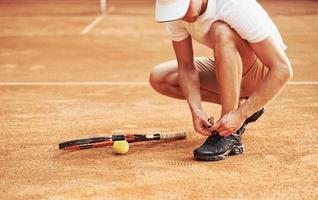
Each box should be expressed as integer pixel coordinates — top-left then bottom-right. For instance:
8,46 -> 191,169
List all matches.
112,140 -> 129,155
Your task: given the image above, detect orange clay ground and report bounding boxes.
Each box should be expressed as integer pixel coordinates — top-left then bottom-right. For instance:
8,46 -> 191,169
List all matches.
0,0 -> 317,199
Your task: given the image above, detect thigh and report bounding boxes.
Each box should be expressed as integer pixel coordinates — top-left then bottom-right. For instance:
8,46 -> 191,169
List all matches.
194,57 -> 219,94
240,58 -> 269,97
198,57 -> 269,98
152,57 -> 220,93
153,57 -> 268,98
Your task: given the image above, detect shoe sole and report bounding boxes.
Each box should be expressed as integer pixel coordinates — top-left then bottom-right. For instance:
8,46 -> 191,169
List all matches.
194,144 -> 244,161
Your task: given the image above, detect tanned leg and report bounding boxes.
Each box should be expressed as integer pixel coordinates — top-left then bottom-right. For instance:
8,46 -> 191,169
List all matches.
150,22 -> 257,113
207,21 -> 257,116
149,60 -> 221,104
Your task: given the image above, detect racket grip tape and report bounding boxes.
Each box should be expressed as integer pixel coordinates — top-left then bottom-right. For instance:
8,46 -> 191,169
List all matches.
160,132 -> 187,140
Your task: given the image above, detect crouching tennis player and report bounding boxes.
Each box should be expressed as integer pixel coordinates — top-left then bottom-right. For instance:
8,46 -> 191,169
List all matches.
149,0 -> 293,161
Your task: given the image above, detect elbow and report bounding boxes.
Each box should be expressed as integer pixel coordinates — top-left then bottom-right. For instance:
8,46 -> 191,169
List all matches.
278,62 -> 293,83
283,62 -> 293,81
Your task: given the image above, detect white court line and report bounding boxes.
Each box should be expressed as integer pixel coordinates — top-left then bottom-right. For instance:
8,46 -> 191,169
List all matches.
0,82 -> 148,86
0,81 -> 317,86
287,81 -> 318,85
81,15 -> 103,35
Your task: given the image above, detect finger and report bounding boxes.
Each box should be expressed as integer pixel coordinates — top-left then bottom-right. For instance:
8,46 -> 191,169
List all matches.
202,130 -> 212,136
198,128 -> 212,136
200,124 -> 213,136
219,130 -> 232,137
219,127 -> 236,137
195,125 -> 212,136
200,116 -> 213,128
204,120 -> 213,128
208,116 -> 215,125
224,131 -> 234,137
210,121 -> 223,132
206,118 -> 214,129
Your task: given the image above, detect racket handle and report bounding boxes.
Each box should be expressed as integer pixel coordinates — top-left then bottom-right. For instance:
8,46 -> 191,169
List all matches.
160,132 -> 187,140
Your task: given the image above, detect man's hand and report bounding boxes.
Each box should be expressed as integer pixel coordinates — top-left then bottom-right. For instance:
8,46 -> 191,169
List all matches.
211,110 -> 245,137
191,109 -> 213,136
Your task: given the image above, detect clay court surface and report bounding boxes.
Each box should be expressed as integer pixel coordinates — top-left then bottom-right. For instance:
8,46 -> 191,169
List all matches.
0,0 -> 318,199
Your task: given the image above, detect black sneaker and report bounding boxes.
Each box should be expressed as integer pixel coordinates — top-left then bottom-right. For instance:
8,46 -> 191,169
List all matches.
193,129 -> 245,161
193,108 -> 265,161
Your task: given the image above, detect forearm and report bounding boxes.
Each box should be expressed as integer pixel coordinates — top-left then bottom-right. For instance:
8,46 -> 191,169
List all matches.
178,64 -> 203,112
238,64 -> 292,119
171,37 -> 203,112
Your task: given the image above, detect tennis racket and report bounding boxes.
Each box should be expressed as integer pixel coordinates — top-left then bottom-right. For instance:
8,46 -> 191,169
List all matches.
59,132 -> 187,151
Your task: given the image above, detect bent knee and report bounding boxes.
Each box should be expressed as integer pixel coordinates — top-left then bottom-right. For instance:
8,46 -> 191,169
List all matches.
149,66 -> 163,90
149,64 -> 171,91
277,61 -> 293,82
149,61 -> 178,94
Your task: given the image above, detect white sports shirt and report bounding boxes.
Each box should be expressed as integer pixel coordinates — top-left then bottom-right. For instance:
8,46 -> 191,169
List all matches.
165,0 -> 287,50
